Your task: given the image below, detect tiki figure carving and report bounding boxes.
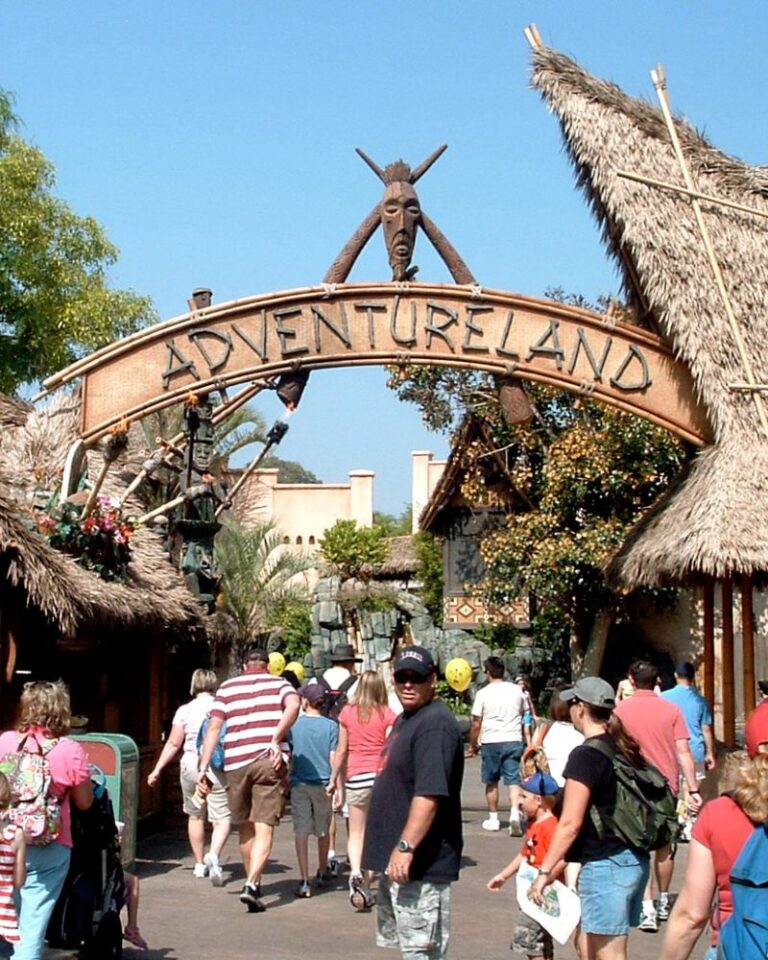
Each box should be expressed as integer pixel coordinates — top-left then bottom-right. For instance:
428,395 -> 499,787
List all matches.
380,166 -> 422,281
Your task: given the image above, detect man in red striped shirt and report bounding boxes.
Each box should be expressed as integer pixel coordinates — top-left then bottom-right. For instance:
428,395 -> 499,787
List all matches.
198,646 -> 300,912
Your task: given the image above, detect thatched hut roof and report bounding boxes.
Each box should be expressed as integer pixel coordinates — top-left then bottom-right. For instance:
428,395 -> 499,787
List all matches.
531,44 -> 768,585
0,392 -> 209,639
378,536 -> 420,578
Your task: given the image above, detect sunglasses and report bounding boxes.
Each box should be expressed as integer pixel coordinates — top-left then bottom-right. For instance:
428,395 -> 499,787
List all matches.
394,673 -> 428,685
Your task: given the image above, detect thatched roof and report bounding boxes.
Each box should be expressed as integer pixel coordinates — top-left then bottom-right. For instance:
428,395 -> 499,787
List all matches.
378,536 -> 419,578
0,392 -> 208,638
531,44 -> 768,585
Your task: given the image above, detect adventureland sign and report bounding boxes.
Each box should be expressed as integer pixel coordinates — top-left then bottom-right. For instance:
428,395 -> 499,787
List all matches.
58,283 -> 710,445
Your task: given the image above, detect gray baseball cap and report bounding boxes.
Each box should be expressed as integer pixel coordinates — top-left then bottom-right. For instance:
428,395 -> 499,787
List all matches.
559,677 -> 616,709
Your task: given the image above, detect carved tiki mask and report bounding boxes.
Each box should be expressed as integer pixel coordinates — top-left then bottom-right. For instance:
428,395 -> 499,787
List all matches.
381,180 -> 421,281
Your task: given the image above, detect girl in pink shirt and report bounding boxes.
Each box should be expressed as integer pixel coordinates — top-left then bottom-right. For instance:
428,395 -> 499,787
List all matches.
0,680 -> 93,960
327,672 -> 396,911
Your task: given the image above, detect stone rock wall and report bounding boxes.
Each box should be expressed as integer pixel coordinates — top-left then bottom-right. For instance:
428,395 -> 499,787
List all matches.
302,577 -> 497,683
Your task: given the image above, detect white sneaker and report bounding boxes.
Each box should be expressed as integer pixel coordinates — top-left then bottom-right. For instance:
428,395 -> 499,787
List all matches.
508,815 -> 523,837
657,894 -> 671,921
193,862 -> 208,879
481,817 -> 501,831
639,907 -> 658,932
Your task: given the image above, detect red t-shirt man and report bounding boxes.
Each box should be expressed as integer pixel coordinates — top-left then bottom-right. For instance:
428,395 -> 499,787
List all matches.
615,689 -> 691,792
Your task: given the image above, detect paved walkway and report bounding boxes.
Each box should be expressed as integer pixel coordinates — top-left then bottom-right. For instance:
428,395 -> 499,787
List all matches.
46,755 -> 709,959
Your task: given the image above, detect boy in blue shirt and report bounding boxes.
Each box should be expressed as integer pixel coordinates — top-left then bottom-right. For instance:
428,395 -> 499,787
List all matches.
288,683 -> 339,897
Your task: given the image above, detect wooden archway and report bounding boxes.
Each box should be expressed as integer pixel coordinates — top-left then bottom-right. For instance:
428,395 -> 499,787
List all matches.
42,282 -> 710,447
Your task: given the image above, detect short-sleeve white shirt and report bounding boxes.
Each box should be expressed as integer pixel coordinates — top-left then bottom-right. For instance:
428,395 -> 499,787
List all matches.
471,681 -> 525,744
173,693 -> 215,755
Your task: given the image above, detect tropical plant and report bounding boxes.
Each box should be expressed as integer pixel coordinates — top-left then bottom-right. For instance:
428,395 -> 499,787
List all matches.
413,531 -> 444,623
214,519 -> 312,659
0,88 -> 155,393
317,519 -> 387,581
269,597 -> 312,662
35,495 -> 136,582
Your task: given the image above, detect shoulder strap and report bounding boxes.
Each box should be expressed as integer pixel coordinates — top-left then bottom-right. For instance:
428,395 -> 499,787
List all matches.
583,737 -> 616,841
533,721 -> 551,747
583,736 -> 616,760
317,676 -> 332,693
338,675 -> 357,696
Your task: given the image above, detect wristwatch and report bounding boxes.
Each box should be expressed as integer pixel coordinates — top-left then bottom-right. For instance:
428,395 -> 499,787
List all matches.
397,839 -> 415,854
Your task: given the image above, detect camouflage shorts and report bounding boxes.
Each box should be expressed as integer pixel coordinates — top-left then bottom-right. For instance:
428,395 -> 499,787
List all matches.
377,875 -> 451,959
511,911 -> 553,960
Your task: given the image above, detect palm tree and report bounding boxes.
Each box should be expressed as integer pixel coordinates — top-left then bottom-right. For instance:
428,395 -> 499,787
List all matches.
214,518 -> 312,661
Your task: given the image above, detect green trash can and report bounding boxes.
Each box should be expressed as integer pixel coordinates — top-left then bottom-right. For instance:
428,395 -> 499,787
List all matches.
73,733 -> 139,870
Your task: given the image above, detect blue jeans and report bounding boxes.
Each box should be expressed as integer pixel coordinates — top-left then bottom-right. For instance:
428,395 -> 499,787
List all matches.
12,843 -> 71,960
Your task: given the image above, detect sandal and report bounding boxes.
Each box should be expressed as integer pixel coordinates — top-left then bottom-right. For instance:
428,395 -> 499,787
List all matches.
349,878 -> 376,912
123,926 -> 149,950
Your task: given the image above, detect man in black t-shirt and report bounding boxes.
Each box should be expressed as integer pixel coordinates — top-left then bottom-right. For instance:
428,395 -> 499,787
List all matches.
362,646 -> 464,960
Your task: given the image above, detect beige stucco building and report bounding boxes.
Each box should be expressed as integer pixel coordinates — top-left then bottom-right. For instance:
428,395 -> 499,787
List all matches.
229,467 -> 375,551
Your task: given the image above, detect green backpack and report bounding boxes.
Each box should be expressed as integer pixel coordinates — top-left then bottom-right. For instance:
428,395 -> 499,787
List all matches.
585,737 -> 678,852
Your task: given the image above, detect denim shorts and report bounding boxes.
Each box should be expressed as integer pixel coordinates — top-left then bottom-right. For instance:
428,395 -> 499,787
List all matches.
480,741 -> 524,785
578,848 -> 650,935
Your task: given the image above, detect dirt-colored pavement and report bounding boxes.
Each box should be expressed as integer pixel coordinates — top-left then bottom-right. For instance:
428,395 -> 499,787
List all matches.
46,755 -> 710,959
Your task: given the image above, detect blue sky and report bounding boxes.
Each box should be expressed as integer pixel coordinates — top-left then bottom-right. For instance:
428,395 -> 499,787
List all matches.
3,2 -> 768,513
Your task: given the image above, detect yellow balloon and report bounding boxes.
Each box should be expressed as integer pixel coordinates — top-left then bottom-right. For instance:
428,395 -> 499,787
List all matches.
445,657 -> 472,693
268,652 -> 286,676
285,661 -> 305,683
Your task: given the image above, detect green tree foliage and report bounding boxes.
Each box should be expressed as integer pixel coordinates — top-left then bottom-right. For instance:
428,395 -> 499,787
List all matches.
372,504 -> 412,536
269,597 -> 312,662
0,89 -> 155,392
214,519 -> 311,659
318,519 -> 387,581
479,386 -> 683,651
260,456 -> 320,483
413,531 -> 444,623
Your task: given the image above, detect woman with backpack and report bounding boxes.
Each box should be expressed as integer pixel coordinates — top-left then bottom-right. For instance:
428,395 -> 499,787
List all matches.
147,668 -> 231,885
659,704 -> 768,960
326,670 -> 396,911
527,677 -> 652,960
0,680 -> 93,960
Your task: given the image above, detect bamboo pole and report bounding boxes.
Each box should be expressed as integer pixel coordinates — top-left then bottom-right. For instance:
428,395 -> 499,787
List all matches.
728,382 -> 768,393
523,23 -> 544,49
651,65 -> 768,441
136,495 -> 185,526
80,458 -> 112,519
616,169 -> 768,222
215,452 -> 263,518
741,573 -> 756,717
703,577 -> 715,710
721,576 -> 736,747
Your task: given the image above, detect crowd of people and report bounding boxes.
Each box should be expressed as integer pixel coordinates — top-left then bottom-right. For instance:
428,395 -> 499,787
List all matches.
0,649 -> 765,960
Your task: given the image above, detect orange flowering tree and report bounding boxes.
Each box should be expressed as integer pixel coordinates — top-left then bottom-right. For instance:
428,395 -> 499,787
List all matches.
389,291 -> 684,677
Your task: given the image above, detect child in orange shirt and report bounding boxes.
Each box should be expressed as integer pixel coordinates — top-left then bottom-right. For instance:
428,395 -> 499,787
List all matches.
487,772 -> 562,960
